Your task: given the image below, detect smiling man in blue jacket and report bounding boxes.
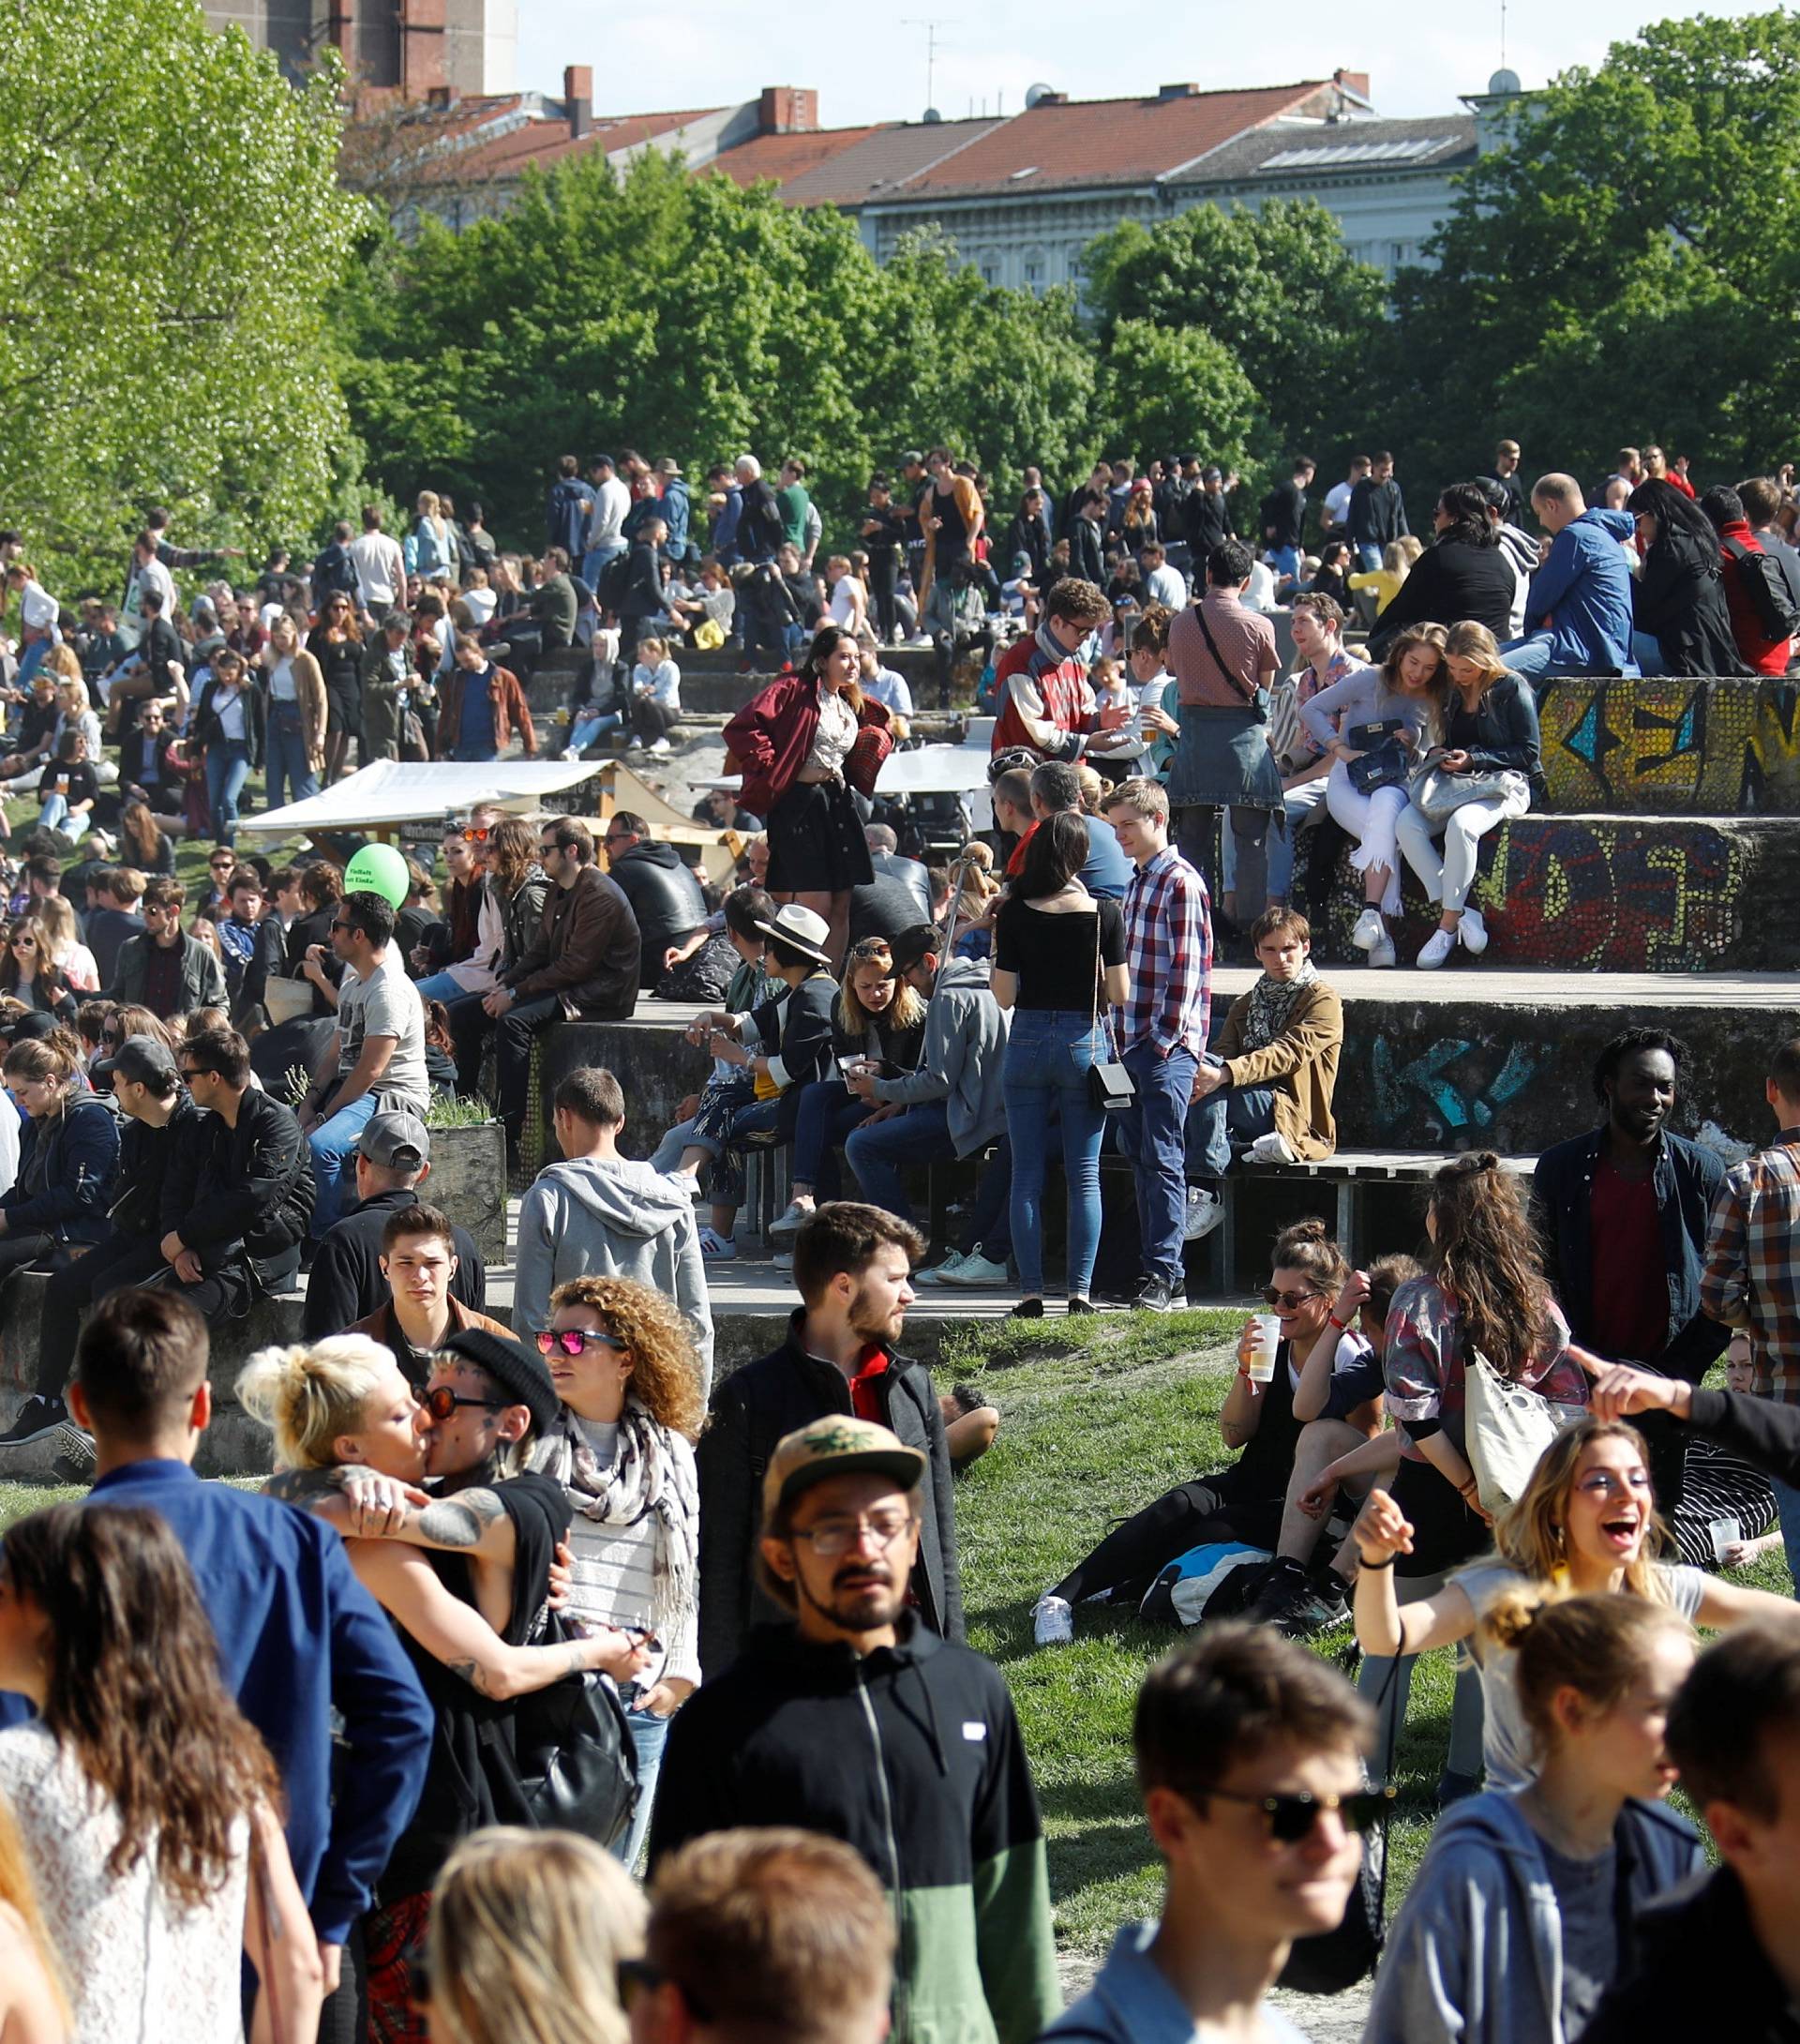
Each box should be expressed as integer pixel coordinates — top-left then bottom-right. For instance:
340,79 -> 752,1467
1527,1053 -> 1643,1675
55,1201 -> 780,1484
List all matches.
0,1287 -> 431,2012
1500,471 -> 1640,682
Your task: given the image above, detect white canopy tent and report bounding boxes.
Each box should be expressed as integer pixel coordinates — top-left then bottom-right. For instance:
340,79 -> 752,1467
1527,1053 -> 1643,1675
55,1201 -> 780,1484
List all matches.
236,759 -> 600,840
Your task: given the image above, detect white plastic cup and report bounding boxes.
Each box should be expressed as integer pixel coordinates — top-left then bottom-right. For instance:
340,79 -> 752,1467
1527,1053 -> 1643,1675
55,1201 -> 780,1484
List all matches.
1247,1314 -> 1282,1383
1710,1514 -> 1743,1565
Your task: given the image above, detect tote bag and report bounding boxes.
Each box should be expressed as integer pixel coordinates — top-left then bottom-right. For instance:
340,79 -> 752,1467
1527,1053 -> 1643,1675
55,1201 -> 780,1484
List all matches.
1463,1343 -> 1580,1515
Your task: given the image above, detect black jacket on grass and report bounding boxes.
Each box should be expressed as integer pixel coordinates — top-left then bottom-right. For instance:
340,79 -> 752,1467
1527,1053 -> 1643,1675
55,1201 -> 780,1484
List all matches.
696,1309 -> 962,1678
650,1617 -> 1059,2044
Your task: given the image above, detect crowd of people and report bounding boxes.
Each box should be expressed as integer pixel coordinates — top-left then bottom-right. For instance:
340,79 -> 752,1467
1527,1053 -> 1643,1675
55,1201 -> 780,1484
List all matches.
0,435 -> 1797,2043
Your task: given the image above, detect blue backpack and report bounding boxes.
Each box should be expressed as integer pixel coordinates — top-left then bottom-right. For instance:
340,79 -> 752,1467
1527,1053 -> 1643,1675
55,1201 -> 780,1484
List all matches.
1138,1540 -> 1272,1628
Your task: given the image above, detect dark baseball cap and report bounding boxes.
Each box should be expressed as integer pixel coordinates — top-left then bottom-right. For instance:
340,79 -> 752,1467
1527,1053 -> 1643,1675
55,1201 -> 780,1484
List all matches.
358,1109 -> 430,1172
889,923 -> 942,977
2,1010 -> 59,1045
91,1033 -> 179,1090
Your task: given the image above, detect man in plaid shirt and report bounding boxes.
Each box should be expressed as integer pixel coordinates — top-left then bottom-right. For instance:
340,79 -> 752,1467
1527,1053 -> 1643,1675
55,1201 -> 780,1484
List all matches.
1101,779 -> 1213,1312
1702,1035 -> 1800,1585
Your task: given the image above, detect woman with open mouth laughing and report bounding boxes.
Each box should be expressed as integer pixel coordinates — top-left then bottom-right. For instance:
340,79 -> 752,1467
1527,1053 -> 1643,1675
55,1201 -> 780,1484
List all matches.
1353,1417 -> 1792,1797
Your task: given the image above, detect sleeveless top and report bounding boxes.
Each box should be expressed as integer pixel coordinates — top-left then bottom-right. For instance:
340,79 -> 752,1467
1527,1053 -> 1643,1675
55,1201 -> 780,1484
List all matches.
0,1724 -> 252,2044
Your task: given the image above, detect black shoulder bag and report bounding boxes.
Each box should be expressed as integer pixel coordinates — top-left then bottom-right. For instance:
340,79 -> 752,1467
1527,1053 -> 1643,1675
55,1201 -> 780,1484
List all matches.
509,1608 -> 640,1851
1087,909 -> 1134,1114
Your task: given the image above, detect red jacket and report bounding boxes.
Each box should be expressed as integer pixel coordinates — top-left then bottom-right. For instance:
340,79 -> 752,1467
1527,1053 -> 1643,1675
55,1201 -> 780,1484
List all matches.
988,634 -> 1096,761
723,674 -> 891,818
1716,519 -> 1792,675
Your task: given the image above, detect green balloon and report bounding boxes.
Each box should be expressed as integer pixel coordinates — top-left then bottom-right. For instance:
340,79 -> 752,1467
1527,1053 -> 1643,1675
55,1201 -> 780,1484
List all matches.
344,842 -> 410,909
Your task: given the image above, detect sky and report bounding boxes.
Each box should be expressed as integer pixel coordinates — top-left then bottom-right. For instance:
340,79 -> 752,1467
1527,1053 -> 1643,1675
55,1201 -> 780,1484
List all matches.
513,0 -> 1782,127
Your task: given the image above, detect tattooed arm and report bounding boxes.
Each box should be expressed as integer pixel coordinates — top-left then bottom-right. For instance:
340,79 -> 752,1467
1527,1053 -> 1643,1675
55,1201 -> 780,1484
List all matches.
267,1469 -> 518,1570
349,1541 -> 652,1697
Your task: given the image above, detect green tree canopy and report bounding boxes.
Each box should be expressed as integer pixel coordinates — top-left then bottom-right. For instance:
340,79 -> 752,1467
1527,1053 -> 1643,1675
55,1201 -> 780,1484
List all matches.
338,151 -> 1099,553
1082,200 -> 1388,461
0,0 -> 362,592
1389,10 -> 1800,487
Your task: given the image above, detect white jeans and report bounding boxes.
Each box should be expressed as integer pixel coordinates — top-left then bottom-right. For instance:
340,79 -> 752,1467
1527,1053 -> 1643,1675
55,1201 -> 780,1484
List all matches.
1324,766 -> 1408,915
1396,783 -> 1531,915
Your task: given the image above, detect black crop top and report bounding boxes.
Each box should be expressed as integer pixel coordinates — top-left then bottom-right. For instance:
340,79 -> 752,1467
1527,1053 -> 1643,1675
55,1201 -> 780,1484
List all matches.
994,896 -> 1127,1011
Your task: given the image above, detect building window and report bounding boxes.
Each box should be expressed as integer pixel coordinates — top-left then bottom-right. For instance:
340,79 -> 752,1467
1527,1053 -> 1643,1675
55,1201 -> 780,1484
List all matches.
979,255 -> 999,285
1022,248 -> 1045,291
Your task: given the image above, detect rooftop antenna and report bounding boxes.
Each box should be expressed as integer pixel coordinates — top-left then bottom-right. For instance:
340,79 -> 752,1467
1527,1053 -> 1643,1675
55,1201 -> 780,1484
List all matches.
1500,0 -> 1508,68
902,18 -> 953,116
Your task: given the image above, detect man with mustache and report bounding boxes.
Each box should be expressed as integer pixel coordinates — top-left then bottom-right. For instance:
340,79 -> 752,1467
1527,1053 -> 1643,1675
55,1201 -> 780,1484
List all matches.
1532,1026 -> 1728,1510
652,1416 -> 1058,2044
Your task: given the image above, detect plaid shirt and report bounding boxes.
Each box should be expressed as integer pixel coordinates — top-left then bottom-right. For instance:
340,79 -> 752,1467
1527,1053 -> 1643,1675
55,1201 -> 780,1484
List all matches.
1702,1129 -> 1800,1401
1116,846 -> 1211,1057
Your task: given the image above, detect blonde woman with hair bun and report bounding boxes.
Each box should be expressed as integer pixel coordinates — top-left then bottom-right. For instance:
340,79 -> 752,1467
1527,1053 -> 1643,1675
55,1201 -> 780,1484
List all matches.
426,1826 -> 644,2044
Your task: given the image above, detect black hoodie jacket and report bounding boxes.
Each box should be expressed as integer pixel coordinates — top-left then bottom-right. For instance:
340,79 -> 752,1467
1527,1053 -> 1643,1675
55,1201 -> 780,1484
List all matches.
651,1618 -> 1059,2044
607,841 -> 708,990
697,1310 -> 962,1678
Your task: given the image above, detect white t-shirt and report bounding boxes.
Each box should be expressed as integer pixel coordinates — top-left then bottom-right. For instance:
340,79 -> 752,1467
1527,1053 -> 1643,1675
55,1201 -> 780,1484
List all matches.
348,530 -> 405,609
1142,563 -> 1187,609
1458,1561 -> 1707,1791
336,953 -> 430,1114
1324,480 -> 1356,526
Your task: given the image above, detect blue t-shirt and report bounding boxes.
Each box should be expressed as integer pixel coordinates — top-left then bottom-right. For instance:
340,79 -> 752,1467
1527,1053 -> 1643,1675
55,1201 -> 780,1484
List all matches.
456,667 -> 498,759
1321,1328 -> 1384,1420
1080,815 -> 1133,899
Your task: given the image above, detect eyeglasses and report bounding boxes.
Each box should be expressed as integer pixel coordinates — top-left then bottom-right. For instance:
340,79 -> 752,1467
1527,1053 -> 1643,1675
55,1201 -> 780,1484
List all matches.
417,1385 -> 507,1422
458,827 -> 490,845
1179,1781 -> 1396,1843
534,1329 -> 629,1357
1262,1286 -> 1321,1310
788,1511 -> 915,1558
210,858 -> 235,871
176,1066 -> 204,1082
329,918 -> 352,934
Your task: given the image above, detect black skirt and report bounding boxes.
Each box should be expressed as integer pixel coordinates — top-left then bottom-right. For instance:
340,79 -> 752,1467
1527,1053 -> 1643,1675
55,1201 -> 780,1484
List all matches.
767,777 -> 874,894
1390,1455 -> 1491,1580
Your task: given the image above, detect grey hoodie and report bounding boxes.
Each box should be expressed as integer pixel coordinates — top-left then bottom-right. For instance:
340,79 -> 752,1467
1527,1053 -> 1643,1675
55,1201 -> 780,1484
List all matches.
870,953 -> 1010,1156
1364,1789 -> 1702,2044
513,1155 -> 713,1393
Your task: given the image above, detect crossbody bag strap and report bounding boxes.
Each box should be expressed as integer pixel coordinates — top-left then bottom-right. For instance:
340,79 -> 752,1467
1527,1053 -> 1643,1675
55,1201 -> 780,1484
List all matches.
1192,601 -> 1259,707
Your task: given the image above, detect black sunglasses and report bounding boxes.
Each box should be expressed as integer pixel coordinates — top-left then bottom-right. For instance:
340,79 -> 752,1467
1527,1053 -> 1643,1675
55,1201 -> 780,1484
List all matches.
534,1328 -> 628,1358
1262,1286 -> 1322,1310
418,1386 -> 506,1422
1187,1781 -> 1395,1843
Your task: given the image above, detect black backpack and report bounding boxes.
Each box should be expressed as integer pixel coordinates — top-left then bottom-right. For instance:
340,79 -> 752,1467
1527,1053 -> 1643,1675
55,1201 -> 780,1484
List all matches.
596,550 -> 634,614
509,1609 -> 639,1850
1722,537 -> 1800,643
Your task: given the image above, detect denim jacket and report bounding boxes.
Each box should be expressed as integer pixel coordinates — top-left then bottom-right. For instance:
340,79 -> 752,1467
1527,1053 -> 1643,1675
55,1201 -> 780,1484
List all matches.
1532,1124 -> 1729,1381
1042,1920 -> 1310,2044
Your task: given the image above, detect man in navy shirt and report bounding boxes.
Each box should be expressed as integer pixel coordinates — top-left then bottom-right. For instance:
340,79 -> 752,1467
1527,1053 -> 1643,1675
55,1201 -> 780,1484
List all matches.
2,1287 -> 432,2006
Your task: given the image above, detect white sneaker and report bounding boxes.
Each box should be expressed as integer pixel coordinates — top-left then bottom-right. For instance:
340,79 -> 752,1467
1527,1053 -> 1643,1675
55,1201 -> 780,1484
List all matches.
1417,927 -> 1457,969
941,1251 -> 1011,1286
561,746 -> 581,761
767,1200 -> 816,1240
914,1250 -> 969,1285
1248,1130 -> 1297,1165
1182,1188 -> 1225,1240
1031,1593 -> 1074,1646
1367,933 -> 1397,969
1351,908 -> 1386,952
1458,907 -> 1489,955
650,737 -> 672,757
698,1225 -> 736,1257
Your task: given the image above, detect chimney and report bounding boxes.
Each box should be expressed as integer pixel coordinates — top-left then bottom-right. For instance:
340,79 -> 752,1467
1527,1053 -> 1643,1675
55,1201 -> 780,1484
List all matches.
1332,68 -> 1372,100
1156,82 -> 1200,100
1033,90 -> 1067,106
399,0 -> 447,97
565,63 -> 592,139
758,86 -> 818,135
324,0 -> 354,64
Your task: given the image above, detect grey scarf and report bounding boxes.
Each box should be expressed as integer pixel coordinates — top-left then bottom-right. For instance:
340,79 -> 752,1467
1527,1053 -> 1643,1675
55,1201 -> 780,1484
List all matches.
539,1397 -> 698,1635
1242,959 -> 1317,1053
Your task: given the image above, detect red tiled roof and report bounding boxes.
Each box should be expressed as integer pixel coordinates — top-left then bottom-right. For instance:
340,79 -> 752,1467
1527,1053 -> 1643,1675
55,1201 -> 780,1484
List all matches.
712,124 -> 888,192
440,104 -> 725,179
898,82 -> 1331,197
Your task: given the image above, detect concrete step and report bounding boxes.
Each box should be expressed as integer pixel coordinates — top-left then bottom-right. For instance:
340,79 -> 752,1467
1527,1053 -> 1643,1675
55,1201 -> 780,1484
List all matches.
1540,676 -> 1800,816
551,976 -> 1800,1165
1311,809 -> 1800,972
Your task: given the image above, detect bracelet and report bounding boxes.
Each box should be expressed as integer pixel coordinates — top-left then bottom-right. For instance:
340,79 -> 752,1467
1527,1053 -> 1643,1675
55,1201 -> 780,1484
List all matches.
1328,1313 -> 1347,1330
1358,1552 -> 1396,1570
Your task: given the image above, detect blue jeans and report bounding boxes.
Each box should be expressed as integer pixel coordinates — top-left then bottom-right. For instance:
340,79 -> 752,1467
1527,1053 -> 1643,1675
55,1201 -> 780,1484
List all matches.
264,703 -> 318,814
1268,544 -> 1301,585
1770,1474 -> 1800,1595
1497,634 -> 1555,681
308,1094 -> 380,1236
1003,1010 -> 1107,1300
206,739 -> 253,844
1119,1042 -> 1198,1290
1630,629 -> 1668,677
583,540 -> 626,588
845,1100 -> 953,1223
38,794 -> 72,834
1186,1080 -> 1278,1182
791,1077 -> 873,1198
613,1697 -> 670,1870
570,708 -> 622,751
1357,544 -> 1383,572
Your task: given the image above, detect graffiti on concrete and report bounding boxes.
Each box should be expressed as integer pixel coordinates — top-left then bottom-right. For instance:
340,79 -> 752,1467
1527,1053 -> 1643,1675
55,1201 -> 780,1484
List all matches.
1540,676 -> 1800,813
1372,1037 -> 1545,1146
